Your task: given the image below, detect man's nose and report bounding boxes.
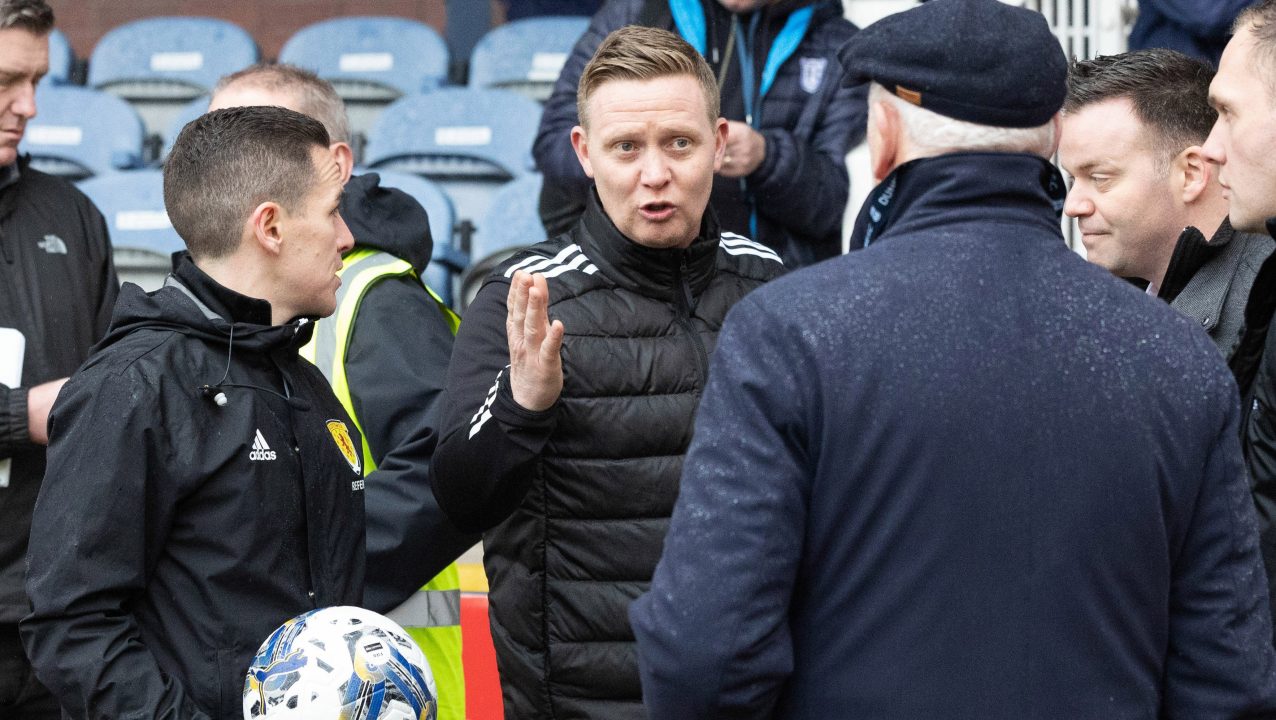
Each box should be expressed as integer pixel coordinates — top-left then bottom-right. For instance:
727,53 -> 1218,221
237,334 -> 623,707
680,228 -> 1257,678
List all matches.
639,150 -> 671,187
11,81 -> 37,120
1063,187 -> 1092,219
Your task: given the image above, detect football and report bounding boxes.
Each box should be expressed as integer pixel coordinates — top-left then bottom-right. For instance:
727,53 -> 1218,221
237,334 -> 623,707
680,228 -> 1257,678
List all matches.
243,605 -> 438,719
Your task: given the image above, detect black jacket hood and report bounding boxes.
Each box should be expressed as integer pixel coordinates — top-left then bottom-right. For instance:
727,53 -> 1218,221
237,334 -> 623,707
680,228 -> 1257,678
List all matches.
340,172 -> 435,273
99,251 -> 314,355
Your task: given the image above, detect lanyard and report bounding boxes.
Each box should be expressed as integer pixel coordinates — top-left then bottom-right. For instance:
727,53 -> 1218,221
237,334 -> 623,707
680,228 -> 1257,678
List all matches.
735,12 -> 762,127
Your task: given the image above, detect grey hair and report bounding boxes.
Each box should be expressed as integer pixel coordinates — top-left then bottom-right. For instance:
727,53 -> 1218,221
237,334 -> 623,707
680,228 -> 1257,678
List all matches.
213,63 -> 351,144
869,83 -> 1057,159
0,0 -> 53,33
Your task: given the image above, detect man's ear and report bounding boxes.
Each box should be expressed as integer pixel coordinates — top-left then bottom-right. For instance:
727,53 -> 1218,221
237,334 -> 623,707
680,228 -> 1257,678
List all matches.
713,117 -> 729,172
1047,113 -> 1062,158
571,125 -> 595,179
869,99 -> 901,183
248,201 -> 285,256
332,142 -> 355,185
1178,145 -> 1212,204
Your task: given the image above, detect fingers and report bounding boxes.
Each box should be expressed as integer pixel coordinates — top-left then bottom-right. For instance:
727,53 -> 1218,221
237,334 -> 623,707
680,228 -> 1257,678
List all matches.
542,319 -> 565,366
524,274 -> 549,350
507,271 -> 529,346
506,272 -> 565,412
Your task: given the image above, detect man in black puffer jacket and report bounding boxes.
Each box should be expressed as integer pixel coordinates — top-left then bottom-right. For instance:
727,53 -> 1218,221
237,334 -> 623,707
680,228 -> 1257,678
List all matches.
534,0 -> 864,268
432,26 -> 783,720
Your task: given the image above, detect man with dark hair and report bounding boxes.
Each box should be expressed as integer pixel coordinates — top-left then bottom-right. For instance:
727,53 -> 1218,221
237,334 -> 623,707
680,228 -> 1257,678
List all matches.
20,106 -> 365,720
1203,0 -> 1276,643
0,2 -> 117,718
633,0 -> 1276,716
431,24 -> 783,719
534,0 -> 864,268
1060,49 -> 1273,357
209,65 -> 476,720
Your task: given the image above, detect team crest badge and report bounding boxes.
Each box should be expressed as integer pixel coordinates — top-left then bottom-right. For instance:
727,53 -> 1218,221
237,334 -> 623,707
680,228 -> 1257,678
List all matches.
799,57 -> 827,94
326,420 -> 361,475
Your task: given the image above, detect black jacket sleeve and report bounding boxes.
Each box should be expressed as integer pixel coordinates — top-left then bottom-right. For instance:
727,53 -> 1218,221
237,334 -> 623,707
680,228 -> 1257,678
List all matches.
345,277 -> 480,612
0,384 -> 29,455
430,277 -> 559,533
21,367 -> 212,720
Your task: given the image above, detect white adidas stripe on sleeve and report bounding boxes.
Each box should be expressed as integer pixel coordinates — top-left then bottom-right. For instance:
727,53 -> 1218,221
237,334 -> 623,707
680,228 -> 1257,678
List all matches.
469,369 -> 506,439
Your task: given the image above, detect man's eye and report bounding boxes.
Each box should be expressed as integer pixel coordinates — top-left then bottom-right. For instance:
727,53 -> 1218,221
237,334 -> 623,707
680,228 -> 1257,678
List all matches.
672,138 -> 690,149
617,142 -> 635,153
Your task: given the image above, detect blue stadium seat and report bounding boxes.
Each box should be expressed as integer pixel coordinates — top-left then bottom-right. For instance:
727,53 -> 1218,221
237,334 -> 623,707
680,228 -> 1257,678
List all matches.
43,28 -> 73,86
20,86 -> 143,180
77,169 -> 182,291
88,17 -> 258,138
160,95 -> 210,160
365,169 -> 468,308
468,16 -> 588,101
364,87 -> 542,257
462,173 -> 547,307
279,17 -> 449,143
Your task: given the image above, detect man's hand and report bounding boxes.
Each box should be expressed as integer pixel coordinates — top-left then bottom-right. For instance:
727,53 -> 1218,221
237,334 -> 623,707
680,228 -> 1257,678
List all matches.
507,271 -> 565,412
27,378 -> 68,445
720,121 -> 767,178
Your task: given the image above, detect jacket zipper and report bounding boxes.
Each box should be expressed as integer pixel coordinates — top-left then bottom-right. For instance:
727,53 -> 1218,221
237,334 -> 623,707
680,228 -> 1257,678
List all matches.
674,253 -> 710,385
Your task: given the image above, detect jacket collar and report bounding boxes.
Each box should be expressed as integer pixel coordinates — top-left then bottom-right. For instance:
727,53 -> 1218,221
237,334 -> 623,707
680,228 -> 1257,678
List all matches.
1158,218 -> 1236,304
171,251 -> 276,327
0,161 -> 16,192
849,152 -> 1067,250
574,188 -> 720,303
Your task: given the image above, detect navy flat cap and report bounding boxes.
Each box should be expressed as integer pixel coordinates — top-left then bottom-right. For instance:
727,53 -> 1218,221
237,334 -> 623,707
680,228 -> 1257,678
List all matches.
838,0 -> 1067,128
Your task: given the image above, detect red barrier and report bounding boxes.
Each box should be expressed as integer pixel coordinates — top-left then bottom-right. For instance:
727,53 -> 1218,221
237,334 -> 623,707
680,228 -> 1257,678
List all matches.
461,592 -> 504,720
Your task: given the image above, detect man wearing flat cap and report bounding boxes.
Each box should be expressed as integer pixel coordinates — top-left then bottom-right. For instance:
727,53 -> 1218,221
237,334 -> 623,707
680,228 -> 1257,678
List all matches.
631,0 -> 1276,716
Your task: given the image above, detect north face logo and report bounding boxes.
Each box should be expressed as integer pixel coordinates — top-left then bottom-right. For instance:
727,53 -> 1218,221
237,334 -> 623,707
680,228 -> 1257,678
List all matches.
38,235 -> 67,254
249,429 -> 277,461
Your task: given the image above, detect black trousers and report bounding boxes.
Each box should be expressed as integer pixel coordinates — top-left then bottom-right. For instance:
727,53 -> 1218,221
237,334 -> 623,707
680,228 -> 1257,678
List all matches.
0,624 -> 60,720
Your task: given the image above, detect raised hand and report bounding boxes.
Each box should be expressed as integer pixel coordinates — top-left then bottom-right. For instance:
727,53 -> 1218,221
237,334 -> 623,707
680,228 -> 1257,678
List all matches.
506,271 -> 565,412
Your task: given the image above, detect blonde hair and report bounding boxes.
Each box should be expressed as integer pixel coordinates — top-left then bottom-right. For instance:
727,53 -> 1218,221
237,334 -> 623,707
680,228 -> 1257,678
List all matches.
577,25 -> 719,127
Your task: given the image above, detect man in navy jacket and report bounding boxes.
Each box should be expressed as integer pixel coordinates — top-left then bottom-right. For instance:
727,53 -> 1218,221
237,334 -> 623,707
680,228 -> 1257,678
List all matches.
631,0 -> 1276,717
1128,0 -> 1257,66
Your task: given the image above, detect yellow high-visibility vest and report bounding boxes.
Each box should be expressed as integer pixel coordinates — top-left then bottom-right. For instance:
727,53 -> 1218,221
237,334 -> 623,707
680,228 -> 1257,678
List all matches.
301,247 -> 464,720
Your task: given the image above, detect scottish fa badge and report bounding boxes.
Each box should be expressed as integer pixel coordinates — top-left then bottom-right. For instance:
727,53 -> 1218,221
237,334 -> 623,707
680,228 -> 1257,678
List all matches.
799,57 -> 827,94
326,419 -> 361,476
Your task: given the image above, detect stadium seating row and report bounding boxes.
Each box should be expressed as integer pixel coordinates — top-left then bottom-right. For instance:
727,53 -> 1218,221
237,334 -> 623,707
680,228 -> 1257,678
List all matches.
30,15 -> 575,310
39,15 -> 586,137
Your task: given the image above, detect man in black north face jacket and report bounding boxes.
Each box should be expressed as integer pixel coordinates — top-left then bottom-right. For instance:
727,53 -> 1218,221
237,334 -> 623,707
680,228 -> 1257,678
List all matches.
21,107 -> 367,720
432,27 -> 783,720
534,0 -> 865,268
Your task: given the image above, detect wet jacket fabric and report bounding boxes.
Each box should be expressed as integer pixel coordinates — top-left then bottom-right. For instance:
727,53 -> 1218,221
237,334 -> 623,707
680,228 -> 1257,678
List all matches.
0,157 -> 117,625
337,173 -> 477,612
21,254 -> 366,720
632,152 -> 1276,719
1128,0 -> 1257,66
431,191 -> 783,719
1158,218 -> 1273,358
533,0 -> 864,268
